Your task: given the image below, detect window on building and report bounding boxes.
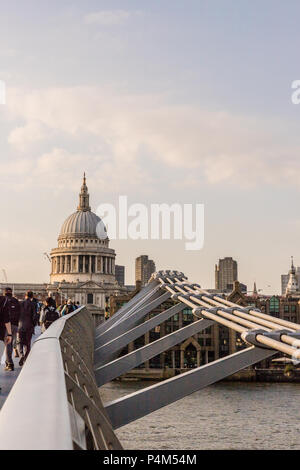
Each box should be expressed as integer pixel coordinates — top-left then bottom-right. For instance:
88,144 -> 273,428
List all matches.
183,308 -> 193,324
269,296 -> 280,314
87,293 -> 93,304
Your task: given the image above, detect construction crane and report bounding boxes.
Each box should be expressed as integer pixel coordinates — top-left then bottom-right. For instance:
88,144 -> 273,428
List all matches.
43,252 -> 51,263
2,269 -> 7,283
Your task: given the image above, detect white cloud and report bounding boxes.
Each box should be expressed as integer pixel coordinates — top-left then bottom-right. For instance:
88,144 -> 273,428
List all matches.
84,10 -> 140,26
8,120 -> 48,152
5,85 -> 300,193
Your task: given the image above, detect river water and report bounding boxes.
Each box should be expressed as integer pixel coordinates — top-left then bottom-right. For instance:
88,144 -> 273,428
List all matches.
100,381 -> 300,450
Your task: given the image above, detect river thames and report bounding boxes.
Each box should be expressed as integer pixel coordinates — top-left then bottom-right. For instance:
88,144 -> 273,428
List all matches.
100,381 -> 300,450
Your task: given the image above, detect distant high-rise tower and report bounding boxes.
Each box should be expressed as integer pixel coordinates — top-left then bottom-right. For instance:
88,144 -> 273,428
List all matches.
135,255 -> 156,287
115,265 -> 125,286
215,257 -> 238,291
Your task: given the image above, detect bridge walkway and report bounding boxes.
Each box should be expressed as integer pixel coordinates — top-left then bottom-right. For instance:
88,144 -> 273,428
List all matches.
0,327 -> 41,410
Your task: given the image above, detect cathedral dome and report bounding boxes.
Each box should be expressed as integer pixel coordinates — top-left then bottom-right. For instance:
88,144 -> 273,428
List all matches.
60,210 -> 101,237
58,173 -> 106,239
50,173 -> 115,289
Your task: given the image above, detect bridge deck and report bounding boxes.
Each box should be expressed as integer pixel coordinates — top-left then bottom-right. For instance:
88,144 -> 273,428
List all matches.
0,327 -> 41,410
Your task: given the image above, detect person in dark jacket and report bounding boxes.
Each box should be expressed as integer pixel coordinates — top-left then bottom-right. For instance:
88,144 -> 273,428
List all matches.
40,297 -> 59,332
32,295 -> 41,327
0,295 -> 13,376
3,287 -> 20,371
18,291 -> 37,366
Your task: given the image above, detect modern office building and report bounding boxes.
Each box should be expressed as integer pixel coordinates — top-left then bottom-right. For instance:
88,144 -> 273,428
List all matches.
215,257 -> 238,291
135,255 -> 156,286
115,265 -> 125,287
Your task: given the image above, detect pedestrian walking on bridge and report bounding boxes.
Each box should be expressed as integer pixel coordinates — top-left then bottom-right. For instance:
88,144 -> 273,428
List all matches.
40,297 -> 59,332
18,291 -> 37,366
0,295 -> 13,383
61,299 -> 76,316
2,287 -> 20,371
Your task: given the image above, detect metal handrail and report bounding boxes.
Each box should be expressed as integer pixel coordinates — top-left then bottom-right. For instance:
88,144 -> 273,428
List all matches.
0,306 -> 121,450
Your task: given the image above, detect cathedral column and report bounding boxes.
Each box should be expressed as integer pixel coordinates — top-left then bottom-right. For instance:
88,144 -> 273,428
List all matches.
112,258 -> 115,275
71,255 -> 75,273
83,255 -> 86,273
89,255 -> 92,273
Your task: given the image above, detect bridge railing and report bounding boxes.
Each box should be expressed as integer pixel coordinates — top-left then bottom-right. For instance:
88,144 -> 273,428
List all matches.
0,306 -> 122,450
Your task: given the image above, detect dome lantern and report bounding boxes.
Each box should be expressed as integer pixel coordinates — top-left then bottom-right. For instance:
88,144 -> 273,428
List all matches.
77,172 -> 91,212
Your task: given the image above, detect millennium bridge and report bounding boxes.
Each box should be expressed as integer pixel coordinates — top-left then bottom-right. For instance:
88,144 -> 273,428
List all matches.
0,270 -> 299,450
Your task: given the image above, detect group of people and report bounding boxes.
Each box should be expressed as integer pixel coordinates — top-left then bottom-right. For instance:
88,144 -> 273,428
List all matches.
0,289 -> 80,372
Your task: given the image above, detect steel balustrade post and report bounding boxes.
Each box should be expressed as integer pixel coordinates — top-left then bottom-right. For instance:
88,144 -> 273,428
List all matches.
95,291 -> 171,348
104,346 -> 276,429
95,318 -> 214,386
95,281 -> 161,336
94,302 -> 186,367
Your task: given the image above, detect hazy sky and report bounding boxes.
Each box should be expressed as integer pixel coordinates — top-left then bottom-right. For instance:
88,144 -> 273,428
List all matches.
0,0 -> 300,292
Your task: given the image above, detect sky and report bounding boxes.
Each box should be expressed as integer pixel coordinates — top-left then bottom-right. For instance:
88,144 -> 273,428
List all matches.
0,0 -> 300,293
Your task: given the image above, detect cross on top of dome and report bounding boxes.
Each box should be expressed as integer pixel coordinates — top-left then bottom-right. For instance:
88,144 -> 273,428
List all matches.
77,172 -> 91,212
